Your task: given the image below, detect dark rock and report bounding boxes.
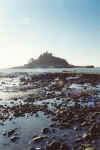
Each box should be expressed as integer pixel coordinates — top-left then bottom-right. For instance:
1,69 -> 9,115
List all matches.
82,133 -> 89,140
42,128 -> 50,134
10,136 -> 18,142
47,141 -> 69,150
2,130 -> 7,136
47,141 -> 61,150
88,123 -> 100,138
8,129 -> 16,137
31,136 -> 47,143
60,144 -> 69,150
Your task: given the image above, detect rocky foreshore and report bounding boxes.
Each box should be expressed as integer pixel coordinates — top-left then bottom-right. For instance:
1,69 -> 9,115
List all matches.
0,72 -> 100,150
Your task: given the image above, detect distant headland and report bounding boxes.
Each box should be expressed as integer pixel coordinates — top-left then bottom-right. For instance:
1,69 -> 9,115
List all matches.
12,52 -> 95,69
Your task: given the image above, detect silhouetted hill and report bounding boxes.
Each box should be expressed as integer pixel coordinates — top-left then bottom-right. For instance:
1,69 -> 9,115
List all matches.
23,52 -> 73,68
12,52 -> 94,69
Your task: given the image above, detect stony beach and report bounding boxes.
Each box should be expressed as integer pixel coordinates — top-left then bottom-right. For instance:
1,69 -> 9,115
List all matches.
0,72 -> 100,150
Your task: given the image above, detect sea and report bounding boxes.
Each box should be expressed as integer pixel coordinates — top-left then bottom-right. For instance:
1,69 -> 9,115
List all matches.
0,67 -> 100,74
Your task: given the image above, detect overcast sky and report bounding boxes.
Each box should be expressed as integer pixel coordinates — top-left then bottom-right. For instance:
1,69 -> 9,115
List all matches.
0,0 -> 99,68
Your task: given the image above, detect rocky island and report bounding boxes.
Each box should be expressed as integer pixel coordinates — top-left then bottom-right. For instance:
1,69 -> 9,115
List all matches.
13,52 -> 94,69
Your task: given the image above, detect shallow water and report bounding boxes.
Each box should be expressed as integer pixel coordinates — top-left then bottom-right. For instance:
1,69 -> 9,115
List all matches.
0,112 -> 51,150
0,94 -> 100,150
0,99 -> 88,150
0,89 -> 40,100
0,69 -> 100,150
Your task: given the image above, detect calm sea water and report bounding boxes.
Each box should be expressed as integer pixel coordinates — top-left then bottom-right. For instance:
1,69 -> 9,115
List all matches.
0,67 -> 100,74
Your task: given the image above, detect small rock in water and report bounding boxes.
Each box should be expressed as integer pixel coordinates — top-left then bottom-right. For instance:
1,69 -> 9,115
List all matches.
8,129 -> 16,136
47,141 -> 61,150
31,136 -> 47,143
81,121 -> 88,127
9,116 -> 13,120
2,130 -> 7,136
47,141 -> 69,150
73,126 -> 78,131
82,133 -> 88,139
10,101 -> 14,104
41,128 -> 50,134
10,136 -> 18,142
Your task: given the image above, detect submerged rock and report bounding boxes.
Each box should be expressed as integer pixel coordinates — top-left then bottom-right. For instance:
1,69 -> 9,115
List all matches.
8,129 -> 16,137
31,136 -> 48,143
10,136 -> 18,142
41,128 -> 50,134
88,123 -> 100,138
82,133 -> 88,139
47,141 -> 69,150
2,130 -> 7,136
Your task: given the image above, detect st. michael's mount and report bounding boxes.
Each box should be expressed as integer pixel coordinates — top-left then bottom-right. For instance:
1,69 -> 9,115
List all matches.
13,52 -> 95,69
